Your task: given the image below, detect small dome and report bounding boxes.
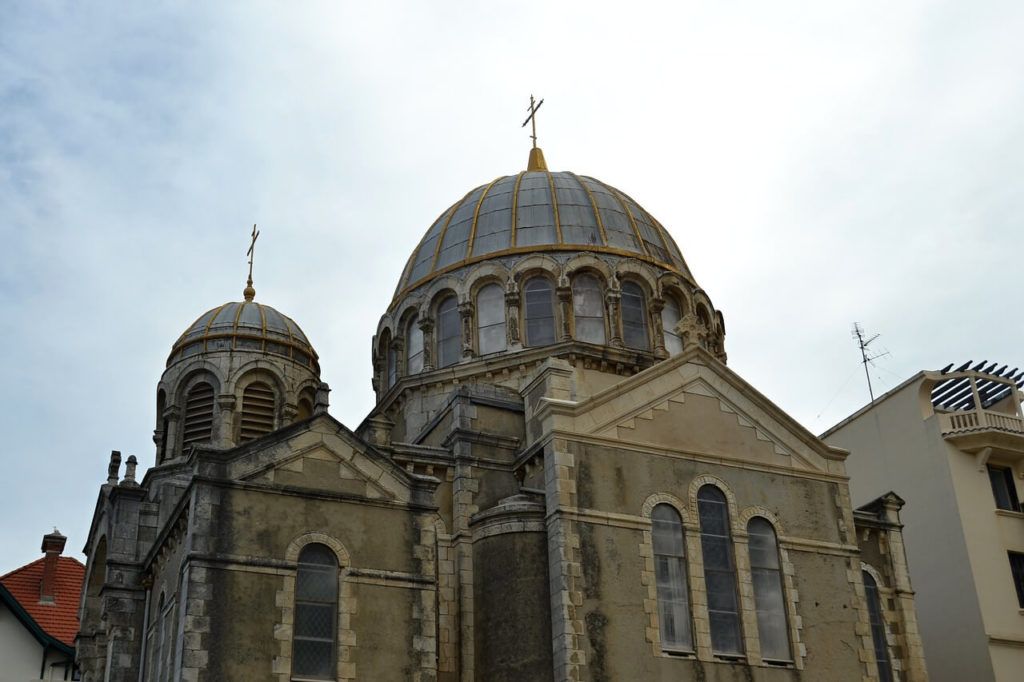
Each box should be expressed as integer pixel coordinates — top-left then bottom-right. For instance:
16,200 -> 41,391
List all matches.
168,301 -> 319,374
394,170 -> 693,299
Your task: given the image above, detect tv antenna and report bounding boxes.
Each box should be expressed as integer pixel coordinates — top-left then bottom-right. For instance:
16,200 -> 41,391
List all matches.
852,323 -> 890,403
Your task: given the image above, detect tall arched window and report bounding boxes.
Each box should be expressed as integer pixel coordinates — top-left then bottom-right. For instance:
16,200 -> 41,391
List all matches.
387,341 -> 398,388
523,277 -> 555,346
662,295 -> 683,355
748,518 -> 790,661
436,295 -> 460,368
572,275 -> 606,344
240,381 -> 276,442
476,283 -> 507,355
652,504 -> 692,651
182,381 -> 214,446
863,571 -> 893,682
621,281 -> 649,349
697,485 -> 743,656
406,315 -> 424,375
293,544 -> 339,680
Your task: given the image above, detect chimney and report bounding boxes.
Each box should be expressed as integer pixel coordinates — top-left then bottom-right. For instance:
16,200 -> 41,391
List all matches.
40,529 -> 66,604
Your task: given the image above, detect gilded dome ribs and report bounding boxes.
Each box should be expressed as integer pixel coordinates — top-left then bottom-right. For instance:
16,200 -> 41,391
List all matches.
544,170 -> 563,243
510,171 -> 525,248
466,176 -> 503,259
430,188 -> 475,272
568,172 -> 608,247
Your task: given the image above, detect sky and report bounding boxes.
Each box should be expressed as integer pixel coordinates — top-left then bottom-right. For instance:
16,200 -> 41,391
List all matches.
1,0 -> 1022,568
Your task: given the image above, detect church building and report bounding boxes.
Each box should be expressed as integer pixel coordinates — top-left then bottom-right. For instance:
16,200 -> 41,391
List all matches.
77,142 -> 929,681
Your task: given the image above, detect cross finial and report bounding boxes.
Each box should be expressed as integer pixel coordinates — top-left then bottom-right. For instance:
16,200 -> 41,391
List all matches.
521,95 -> 548,171
244,224 -> 259,302
522,94 -> 544,149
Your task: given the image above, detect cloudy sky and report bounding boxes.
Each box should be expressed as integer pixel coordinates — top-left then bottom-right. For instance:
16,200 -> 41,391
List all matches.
1,1 -> 1021,567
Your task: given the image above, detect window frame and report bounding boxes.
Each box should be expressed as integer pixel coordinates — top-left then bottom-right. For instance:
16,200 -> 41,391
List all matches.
696,485 -> 744,658
435,294 -> 461,369
862,570 -> 894,682
1010,551 -> 1024,609
522,276 -> 556,347
661,293 -> 684,356
571,273 -> 607,345
988,464 -> 1021,512
747,517 -> 792,663
621,280 -> 650,350
291,544 -> 340,681
475,281 -> 507,356
651,503 -> 694,653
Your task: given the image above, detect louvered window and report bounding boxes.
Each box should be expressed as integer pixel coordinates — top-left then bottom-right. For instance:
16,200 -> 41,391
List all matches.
293,544 -> 338,680
240,382 -> 276,441
182,382 -> 214,445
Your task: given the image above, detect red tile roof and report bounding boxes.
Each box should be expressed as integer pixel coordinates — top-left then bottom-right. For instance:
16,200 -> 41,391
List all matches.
0,556 -> 85,646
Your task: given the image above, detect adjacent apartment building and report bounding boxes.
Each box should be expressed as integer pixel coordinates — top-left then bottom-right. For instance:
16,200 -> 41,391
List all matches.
824,362 -> 1024,682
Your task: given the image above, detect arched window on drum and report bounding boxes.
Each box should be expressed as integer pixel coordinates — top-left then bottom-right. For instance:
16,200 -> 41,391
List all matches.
523,277 -> 556,347
572,274 -> 606,344
621,281 -> 649,350
476,283 -> 507,355
661,295 -> 684,355
406,315 -> 424,375
436,294 -> 460,368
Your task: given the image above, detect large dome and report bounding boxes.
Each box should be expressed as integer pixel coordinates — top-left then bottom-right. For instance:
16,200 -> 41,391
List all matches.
168,300 -> 319,374
394,170 -> 693,298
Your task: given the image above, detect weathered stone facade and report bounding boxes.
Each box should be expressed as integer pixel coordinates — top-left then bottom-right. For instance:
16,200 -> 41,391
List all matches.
78,152 -> 927,681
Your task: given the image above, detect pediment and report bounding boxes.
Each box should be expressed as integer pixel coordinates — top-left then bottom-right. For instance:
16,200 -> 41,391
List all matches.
560,354 -> 845,475
227,417 -> 413,503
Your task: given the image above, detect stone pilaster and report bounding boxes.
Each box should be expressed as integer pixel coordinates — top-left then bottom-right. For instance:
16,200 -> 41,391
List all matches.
215,395 -> 235,448
557,283 -> 573,342
650,297 -> 668,359
459,300 -> 475,358
419,317 -> 435,372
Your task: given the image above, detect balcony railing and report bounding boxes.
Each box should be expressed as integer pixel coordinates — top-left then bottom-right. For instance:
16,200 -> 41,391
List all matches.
939,409 -> 1024,436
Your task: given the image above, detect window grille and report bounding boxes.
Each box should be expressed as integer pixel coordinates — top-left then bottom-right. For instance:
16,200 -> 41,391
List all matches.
697,485 -> 743,656
747,518 -> 791,661
572,275 -> 606,344
436,295 -> 460,368
476,283 -> 507,355
406,315 -> 424,375
863,571 -> 893,682
662,296 -> 683,355
293,544 -> 338,680
182,382 -> 214,445
652,504 -> 692,651
240,382 -> 275,442
524,277 -> 555,346
621,282 -> 649,350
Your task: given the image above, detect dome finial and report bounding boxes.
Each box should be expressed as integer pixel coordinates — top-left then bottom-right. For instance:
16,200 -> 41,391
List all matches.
244,223 -> 259,302
522,94 -> 548,171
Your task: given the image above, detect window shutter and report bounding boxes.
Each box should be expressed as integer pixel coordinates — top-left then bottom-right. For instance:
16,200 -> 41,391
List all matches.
182,382 -> 214,445
240,382 -> 276,441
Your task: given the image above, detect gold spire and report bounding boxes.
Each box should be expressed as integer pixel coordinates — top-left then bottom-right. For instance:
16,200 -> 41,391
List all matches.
522,94 -> 548,171
244,223 -> 259,301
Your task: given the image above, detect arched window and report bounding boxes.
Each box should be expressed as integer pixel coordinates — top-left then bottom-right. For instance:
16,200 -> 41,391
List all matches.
621,281 -> 649,349
697,485 -> 743,656
652,504 -> 692,651
240,381 -> 276,442
293,544 -> 339,680
523,277 -> 555,346
387,341 -> 397,388
406,315 -> 424,375
156,390 -> 169,460
476,283 -> 507,355
662,295 -> 683,355
436,295 -> 460,368
572,275 -> 606,344
182,381 -> 214,446
748,518 -> 790,661
296,390 -> 314,422
863,571 -> 893,682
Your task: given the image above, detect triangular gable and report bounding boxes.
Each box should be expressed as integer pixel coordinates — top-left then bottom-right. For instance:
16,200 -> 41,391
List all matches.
550,348 -> 846,476
226,415 -> 416,503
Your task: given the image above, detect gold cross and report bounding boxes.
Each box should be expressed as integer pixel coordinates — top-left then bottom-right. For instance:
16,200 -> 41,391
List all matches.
246,224 -> 260,283
521,94 -> 544,149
